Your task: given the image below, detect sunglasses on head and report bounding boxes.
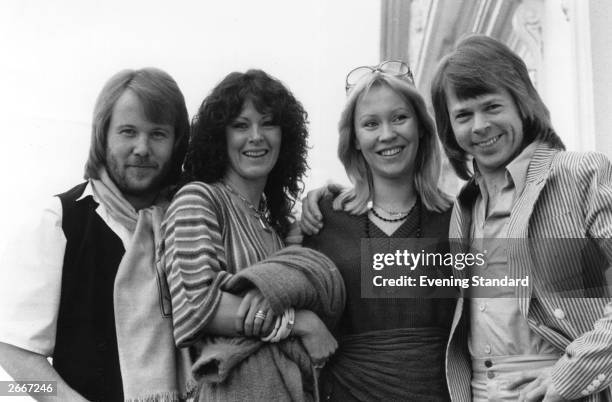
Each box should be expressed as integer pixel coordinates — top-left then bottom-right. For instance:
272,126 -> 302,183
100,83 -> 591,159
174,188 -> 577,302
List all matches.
345,60 -> 414,92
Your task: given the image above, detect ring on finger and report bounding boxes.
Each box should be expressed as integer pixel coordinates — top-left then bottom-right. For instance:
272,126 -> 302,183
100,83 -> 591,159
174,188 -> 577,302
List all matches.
255,310 -> 267,320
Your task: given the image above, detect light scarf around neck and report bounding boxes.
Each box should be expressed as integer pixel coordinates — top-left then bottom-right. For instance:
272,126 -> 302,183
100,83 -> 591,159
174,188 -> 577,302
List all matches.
91,169 -> 193,401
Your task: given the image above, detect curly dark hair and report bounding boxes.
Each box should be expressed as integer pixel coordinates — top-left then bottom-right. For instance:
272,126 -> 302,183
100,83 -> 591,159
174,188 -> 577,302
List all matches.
183,69 -> 309,238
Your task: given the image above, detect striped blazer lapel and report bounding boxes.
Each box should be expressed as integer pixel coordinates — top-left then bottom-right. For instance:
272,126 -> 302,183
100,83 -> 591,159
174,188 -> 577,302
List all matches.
507,143 -> 558,318
448,180 -> 479,338
446,181 -> 479,402
450,179 -> 478,243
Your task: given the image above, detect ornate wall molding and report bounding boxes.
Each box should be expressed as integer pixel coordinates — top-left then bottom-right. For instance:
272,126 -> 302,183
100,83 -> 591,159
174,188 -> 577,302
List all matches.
509,0 -> 544,88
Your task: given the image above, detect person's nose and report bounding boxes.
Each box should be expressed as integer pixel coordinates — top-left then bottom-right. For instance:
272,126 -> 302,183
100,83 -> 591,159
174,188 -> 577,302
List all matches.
379,122 -> 397,142
472,112 -> 490,135
248,124 -> 264,143
132,133 -> 151,156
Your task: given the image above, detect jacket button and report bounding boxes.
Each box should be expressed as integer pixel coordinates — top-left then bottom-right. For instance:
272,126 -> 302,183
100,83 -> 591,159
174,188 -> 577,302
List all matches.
484,360 -> 493,368
553,308 -> 565,320
487,371 -> 495,379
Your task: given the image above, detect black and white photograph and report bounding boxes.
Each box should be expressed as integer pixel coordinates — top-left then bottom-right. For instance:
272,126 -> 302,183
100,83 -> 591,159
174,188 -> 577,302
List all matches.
1,0 -> 611,401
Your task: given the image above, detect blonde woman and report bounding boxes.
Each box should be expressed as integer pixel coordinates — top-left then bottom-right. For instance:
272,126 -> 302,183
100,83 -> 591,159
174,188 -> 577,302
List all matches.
302,62 -> 454,401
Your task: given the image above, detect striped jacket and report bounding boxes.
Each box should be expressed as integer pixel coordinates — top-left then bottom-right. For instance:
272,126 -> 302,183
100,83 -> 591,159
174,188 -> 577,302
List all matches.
446,143 -> 612,401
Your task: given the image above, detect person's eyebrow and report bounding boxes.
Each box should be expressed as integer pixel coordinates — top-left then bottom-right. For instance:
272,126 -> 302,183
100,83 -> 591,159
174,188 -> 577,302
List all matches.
449,105 -> 470,116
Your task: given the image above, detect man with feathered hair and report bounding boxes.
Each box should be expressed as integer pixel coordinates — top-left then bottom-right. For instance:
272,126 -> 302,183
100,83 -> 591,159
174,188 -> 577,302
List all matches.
0,68 -> 192,401
431,35 -> 612,402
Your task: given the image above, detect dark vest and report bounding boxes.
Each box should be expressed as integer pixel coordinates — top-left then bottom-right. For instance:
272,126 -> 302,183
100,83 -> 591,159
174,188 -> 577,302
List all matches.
53,182 -> 124,401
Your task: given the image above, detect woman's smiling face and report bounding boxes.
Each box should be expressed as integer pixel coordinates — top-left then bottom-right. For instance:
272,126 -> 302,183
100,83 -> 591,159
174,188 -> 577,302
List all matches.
224,99 -> 281,189
354,84 -> 420,183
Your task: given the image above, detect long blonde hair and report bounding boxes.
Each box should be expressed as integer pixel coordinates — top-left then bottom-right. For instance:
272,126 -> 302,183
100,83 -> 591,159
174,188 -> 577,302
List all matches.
334,72 -> 451,214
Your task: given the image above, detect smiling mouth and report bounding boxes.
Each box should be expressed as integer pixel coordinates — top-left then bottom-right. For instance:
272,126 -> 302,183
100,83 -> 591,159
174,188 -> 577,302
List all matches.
243,150 -> 268,158
377,146 -> 404,157
128,164 -> 157,169
475,134 -> 503,148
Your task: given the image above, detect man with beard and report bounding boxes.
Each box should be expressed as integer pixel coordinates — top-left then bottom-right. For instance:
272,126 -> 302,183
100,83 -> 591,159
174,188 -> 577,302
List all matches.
0,68 -> 192,401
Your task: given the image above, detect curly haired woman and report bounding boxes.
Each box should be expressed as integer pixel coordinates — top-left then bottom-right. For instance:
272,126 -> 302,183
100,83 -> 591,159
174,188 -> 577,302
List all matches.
160,69 -> 345,401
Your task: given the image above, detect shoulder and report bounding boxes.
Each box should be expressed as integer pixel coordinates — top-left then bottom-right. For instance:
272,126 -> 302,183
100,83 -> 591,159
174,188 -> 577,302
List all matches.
174,181 -> 222,200
549,151 -> 612,184
55,182 -> 94,214
53,182 -> 98,235
169,182 -> 226,212
421,204 -> 452,238
318,193 -> 363,231
552,150 -> 610,170
303,194 -> 363,249
56,182 -> 88,202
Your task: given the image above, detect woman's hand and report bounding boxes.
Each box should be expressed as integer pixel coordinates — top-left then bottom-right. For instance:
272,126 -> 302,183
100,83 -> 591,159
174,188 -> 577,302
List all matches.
293,310 -> 338,366
235,289 -> 275,337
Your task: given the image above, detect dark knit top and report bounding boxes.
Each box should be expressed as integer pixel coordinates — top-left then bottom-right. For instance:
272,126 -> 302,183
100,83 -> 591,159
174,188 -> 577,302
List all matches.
303,195 -> 454,335
303,195 -> 454,402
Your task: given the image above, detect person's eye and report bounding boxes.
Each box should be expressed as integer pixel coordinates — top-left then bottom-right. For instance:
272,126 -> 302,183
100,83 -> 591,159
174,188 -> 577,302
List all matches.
151,130 -> 168,139
262,119 -> 278,128
230,122 -> 248,130
454,113 -> 471,123
392,114 -> 409,123
120,128 -> 136,136
363,120 -> 379,129
486,104 -> 502,112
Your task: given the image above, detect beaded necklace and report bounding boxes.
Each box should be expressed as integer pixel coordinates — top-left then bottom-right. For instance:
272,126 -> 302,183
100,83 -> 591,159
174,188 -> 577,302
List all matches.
365,199 -> 422,238
369,199 -> 417,223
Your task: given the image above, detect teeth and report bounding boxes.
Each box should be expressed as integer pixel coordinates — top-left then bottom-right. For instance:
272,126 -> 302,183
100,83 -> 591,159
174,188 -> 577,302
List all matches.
379,147 -> 402,156
244,150 -> 267,157
476,135 -> 501,147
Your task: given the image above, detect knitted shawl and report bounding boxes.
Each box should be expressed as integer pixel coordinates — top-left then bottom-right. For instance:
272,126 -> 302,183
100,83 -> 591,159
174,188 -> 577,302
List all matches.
189,245 -> 345,402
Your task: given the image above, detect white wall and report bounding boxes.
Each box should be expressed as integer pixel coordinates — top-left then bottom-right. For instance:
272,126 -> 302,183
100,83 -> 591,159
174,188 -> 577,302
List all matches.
540,0 -> 577,149
0,0 -> 380,388
589,0 -> 612,159
0,0 -> 379,236
540,0 -> 612,158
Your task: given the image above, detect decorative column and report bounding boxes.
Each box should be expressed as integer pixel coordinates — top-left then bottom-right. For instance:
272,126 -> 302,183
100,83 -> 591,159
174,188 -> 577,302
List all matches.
380,0 -> 413,62
509,0 -> 545,90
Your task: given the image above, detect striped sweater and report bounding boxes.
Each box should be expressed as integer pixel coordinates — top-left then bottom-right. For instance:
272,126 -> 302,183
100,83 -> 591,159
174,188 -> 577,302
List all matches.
160,181 -> 284,346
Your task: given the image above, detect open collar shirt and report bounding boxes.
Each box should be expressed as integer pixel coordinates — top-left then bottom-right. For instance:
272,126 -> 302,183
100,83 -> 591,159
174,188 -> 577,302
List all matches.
468,142 -> 557,358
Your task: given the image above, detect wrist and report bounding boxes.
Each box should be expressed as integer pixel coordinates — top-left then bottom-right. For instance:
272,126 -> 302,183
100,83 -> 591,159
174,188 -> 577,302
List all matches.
293,309 -> 316,337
